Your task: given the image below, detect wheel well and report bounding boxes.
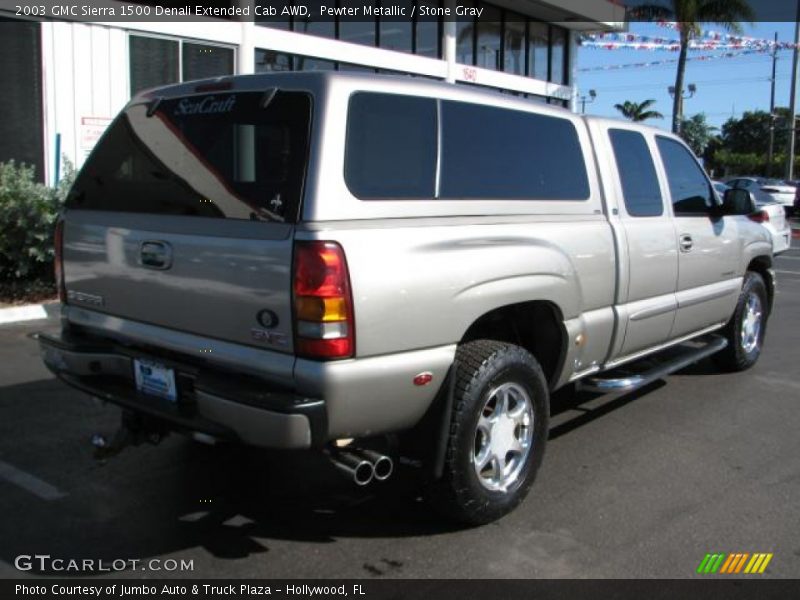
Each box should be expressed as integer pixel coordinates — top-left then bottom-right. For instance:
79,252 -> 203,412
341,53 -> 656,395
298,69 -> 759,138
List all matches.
460,301 -> 566,388
747,256 -> 774,311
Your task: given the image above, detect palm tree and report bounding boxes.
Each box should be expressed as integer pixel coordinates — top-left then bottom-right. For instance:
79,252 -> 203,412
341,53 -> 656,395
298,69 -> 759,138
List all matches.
614,99 -> 664,122
633,0 -> 755,133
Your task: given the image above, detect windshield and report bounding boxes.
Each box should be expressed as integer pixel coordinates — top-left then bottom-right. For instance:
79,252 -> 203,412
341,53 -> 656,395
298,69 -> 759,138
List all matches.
67,91 -> 311,223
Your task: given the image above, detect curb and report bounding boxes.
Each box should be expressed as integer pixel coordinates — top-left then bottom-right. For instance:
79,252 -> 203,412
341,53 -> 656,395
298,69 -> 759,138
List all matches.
0,303 -> 60,326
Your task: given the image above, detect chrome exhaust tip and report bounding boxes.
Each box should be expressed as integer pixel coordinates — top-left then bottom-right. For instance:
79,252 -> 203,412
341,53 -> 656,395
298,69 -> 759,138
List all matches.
357,449 -> 394,481
330,450 -> 375,486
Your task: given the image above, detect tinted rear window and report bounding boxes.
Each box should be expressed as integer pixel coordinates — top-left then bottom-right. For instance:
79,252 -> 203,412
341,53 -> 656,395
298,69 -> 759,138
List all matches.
344,93 -> 590,201
67,91 -> 311,222
439,101 -> 590,200
344,93 -> 437,199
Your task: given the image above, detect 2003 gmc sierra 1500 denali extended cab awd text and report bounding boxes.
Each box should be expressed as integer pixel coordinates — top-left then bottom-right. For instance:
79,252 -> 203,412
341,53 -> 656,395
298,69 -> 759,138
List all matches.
39,73 -> 775,524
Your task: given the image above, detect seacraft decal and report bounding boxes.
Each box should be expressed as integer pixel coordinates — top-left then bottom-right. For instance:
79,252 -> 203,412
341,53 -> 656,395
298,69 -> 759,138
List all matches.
173,95 -> 236,117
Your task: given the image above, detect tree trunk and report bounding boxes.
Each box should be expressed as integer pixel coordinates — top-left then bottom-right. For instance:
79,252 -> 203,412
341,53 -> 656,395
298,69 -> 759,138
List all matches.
672,29 -> 689,134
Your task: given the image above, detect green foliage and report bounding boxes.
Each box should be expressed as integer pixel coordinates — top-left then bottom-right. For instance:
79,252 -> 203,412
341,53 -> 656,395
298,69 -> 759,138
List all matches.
679,113 -> 717,156
703,107 -> 799,177
0,159 -> 75,282
614,99 -> 664,122
720,109 -> 791,156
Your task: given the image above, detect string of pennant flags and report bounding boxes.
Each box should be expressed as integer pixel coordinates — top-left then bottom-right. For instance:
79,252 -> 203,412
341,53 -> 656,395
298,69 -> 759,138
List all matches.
576,48 -> 770,72
580,23 -> 799,52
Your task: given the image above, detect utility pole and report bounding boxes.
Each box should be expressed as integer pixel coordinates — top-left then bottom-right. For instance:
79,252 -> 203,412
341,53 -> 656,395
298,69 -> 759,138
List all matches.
767,32 -> 778,177
579,90 -> 597,114
786,1 -> 800,181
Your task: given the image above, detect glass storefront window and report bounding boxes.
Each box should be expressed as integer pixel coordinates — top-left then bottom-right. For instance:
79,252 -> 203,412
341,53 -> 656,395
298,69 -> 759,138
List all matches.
550,26 -> 567,85
255,49 -> 293,72
415,0 -> 441,57
338,62 -> 377,72
503,17 -> 525,75
129,35 -> 178,95
182,42 -> 234,82
300,1 -> 336,39
476,4 -> 501,71
380,0 -> 413,53
252,1 -> 571,96
339,18 -> 376,47
527,21 -> 549,81
294,55 -> 336,71
455,0 -> 476,65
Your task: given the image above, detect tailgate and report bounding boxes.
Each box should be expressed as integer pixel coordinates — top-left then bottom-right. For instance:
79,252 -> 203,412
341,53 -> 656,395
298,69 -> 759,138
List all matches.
61,87 -> 312,353
62,213 -> 296,352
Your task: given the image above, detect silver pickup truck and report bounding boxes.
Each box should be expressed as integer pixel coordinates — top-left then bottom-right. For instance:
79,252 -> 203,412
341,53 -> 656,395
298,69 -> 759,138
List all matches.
39,72 -> 774,524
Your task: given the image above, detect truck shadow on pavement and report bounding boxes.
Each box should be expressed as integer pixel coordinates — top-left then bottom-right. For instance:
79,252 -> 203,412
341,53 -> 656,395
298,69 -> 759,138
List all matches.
0,358 -> 720,575
0,378 -> 462,576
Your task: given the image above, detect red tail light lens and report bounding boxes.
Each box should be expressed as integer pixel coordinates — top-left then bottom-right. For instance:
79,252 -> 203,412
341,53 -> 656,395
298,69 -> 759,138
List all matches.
293,241 -> 354,359
54,217 -> 66,303
748,210 -> 769,223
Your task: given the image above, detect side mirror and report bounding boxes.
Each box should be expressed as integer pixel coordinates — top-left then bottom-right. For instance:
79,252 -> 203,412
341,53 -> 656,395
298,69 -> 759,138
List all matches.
721,188 -> 756,216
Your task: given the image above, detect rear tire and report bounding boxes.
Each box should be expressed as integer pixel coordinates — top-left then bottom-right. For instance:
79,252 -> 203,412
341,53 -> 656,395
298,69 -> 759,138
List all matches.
714,272 -> 768,372
427,340 -> 549,525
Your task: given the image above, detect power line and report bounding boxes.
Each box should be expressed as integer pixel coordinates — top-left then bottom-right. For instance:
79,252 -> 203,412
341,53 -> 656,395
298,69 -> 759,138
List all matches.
591,75 -> 789,93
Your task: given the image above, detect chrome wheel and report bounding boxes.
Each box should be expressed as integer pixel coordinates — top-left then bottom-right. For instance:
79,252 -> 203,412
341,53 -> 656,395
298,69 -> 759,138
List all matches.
740,292 -> 763,354
473,382 -> 534,493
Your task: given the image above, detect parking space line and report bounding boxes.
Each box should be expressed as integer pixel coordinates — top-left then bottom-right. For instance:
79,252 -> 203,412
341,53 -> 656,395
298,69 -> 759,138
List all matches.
775,270 -> 800,276
0,305 -> 48,325
0,460 -> 67,501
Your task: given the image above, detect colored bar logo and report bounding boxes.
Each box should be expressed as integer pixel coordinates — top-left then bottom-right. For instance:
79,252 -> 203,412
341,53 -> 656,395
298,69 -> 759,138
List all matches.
697,553 -> 773,574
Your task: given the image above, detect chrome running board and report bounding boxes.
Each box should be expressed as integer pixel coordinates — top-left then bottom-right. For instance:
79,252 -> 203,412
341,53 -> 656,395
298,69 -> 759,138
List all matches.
578,335 -> 728,394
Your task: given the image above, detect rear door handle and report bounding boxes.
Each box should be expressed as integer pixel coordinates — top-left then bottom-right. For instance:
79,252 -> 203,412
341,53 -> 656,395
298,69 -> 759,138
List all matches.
679,234 -> 693,252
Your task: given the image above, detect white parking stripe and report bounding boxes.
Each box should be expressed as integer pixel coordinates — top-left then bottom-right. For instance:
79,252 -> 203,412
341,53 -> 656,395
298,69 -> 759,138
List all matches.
0,305 -> 47,325
775,270 -> 800,276
0,460 -> 66,500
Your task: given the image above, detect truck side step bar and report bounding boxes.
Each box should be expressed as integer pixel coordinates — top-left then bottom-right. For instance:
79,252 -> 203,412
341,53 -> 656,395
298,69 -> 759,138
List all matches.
578,335 -> 728,394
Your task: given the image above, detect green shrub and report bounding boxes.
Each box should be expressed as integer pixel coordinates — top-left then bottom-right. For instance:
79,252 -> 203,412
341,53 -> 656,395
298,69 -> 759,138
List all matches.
0,159 -> 75,282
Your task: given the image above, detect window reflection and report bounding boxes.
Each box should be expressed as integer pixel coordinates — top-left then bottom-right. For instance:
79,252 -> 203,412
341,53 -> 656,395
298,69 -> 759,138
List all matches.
528,22 -> 549,81
504,17 -> 525,75
252,2 -> 570,88
456,0 -> 476,65
550,26 -> 567,85
415,0 -> 441,57
476,5 -> 501,71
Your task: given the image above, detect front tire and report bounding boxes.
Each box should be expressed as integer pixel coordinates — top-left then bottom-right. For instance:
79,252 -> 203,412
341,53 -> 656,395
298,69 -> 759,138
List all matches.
714,272 -> 769,372
428,340 -> 549,525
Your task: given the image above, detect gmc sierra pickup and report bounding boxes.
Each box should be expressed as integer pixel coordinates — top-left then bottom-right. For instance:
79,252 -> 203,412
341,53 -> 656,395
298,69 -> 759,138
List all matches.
39,72 -> 774,524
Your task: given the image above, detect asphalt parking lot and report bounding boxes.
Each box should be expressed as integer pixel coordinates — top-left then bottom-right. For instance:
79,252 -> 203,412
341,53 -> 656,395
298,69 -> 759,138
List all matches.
1,242 -> 799,579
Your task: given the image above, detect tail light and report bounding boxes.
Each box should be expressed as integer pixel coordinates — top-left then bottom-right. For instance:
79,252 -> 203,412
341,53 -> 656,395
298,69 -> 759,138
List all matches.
748,210 -> 769,223
54,217 -> 66,303
292,241 -> 354,359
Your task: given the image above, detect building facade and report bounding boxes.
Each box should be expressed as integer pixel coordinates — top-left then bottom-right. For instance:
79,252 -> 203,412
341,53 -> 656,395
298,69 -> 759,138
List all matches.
0,0 -> 623,184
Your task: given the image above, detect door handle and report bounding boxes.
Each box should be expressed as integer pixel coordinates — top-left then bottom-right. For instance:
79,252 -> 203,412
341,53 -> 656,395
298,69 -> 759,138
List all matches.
679,234 -> 693,252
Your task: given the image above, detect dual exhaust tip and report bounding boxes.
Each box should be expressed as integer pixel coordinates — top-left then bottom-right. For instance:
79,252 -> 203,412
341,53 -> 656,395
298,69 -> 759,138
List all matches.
330,448 -> 393,486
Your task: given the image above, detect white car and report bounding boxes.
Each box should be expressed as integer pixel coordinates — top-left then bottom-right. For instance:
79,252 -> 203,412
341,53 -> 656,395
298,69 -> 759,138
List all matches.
727,177 -> 795,213
753,200 -> 792,255
715,181 -> 790,255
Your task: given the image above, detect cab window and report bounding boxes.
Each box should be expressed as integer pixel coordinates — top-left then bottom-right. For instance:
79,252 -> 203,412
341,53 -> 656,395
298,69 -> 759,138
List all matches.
656,137 -> 714,215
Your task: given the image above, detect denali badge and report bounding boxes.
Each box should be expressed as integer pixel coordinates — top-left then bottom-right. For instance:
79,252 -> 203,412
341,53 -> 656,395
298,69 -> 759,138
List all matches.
251,328 -> 288,347
66,290 -> 105,307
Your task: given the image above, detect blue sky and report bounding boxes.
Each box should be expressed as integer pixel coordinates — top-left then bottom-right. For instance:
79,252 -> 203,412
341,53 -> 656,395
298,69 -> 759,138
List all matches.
577,22 -> 798,130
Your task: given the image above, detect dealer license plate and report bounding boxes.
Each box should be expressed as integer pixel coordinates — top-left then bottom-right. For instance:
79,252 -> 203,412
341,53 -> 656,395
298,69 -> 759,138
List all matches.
133,359 -> 177,403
